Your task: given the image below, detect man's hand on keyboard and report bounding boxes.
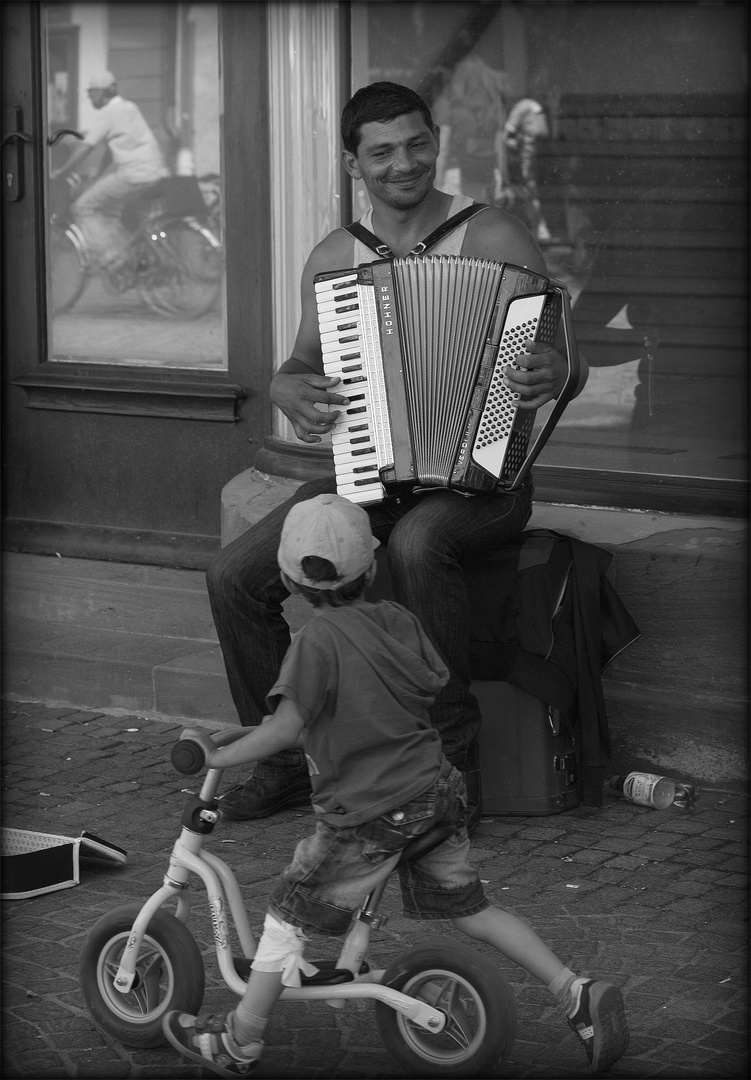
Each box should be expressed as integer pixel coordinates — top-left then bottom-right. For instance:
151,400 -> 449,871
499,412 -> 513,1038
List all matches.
270,371 -> 349,444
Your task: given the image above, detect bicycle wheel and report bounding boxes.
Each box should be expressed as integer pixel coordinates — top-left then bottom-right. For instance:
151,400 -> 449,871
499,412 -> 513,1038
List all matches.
374,940 -> 517,1078
137,219 -> 222,318
79,903 -> 205,1048
49,224 -> 87,313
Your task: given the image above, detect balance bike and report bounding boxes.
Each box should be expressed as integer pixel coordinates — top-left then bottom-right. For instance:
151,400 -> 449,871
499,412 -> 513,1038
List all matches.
79,728 -> 517,1077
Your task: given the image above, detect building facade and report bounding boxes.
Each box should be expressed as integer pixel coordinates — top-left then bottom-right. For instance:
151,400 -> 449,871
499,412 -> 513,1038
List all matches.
2,2 -> 748,781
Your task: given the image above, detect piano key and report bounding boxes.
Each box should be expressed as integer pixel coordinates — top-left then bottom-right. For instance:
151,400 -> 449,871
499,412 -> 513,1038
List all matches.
319,326 -> 361,344
321,343 -> 363,360
338,487 -> 382,506
334,470 -> 382,490
333,443 -> 378,461
332,430 -> 374,448
316,294 -> 360,313
331,424 -> 376,444
317,306 -> 361,324
314,274 -> 357,293
332,421 -> 371,437
336,478 -> 384,502
322,363 -> 365,380
330,406 -> 375,425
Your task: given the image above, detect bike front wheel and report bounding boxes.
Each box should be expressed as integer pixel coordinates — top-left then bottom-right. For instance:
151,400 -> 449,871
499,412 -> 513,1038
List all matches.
79,902 -> 205,1048
374,940 -> 517,1078
137,219 -> 222,318
49,224 -> 88,313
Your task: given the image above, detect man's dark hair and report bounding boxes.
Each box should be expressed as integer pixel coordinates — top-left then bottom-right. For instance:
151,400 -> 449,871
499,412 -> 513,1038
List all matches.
295,555 -> 369,607
341,82 -> 434,155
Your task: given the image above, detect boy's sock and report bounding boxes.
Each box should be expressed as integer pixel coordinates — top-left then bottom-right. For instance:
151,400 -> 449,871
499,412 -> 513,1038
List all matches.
548,965 -> 577,1008
230,1005 -> 269,1047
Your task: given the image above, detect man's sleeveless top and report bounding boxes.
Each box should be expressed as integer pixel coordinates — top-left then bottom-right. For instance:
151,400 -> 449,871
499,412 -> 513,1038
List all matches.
351,193 -> 478,265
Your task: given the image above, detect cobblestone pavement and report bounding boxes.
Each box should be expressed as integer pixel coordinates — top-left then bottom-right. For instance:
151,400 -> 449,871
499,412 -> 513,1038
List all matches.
1,699 -> 748,1079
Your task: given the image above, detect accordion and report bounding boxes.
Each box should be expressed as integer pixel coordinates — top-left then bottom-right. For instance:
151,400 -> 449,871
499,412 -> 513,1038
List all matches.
314,255 -> 579,506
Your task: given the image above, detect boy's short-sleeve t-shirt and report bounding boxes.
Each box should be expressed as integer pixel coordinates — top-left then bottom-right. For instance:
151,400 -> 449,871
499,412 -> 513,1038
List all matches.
266,599 -> 450,827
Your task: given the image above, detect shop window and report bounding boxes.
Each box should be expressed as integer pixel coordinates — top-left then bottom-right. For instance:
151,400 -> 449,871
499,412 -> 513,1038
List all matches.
350,1 -> 749,512
43,1 -> 226,371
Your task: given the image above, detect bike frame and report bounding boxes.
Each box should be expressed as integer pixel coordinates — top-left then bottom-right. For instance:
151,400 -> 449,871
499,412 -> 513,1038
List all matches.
50,174 -> 221,278
111,763 -> 447,1034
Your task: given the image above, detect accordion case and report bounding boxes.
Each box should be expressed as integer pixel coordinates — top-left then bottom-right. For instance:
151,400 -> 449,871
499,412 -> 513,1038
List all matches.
473,681 -> 580,816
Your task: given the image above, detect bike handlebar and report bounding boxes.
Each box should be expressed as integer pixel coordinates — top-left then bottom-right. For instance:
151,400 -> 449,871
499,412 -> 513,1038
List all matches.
171,737 -> 206,775
170,727 -> 249,775
48,129 -> 84,147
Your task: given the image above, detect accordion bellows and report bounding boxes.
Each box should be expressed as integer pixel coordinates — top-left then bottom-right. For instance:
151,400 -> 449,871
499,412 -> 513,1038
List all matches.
315,256 -> 579,505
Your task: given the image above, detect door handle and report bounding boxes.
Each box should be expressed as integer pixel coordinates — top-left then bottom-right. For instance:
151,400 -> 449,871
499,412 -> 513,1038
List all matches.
2,106 -> 32,202
0,131 -> 32,146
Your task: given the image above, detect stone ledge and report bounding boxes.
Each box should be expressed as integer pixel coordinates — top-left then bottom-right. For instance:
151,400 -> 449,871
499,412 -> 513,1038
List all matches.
219,466 -> 749,789
221,467 -> 305,547
221,465 -> 748,548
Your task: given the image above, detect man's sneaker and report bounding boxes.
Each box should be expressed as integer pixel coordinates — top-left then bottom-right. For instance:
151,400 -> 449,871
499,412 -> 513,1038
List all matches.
163,1010 -> 262,1077
218,770 -> 311,820
566,978 -> 630,1073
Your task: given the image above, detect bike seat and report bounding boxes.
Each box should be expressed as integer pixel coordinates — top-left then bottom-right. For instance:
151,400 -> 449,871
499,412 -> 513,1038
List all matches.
121,177 -> 208,231
233,956 -> 369,985
398,820 -> 459,865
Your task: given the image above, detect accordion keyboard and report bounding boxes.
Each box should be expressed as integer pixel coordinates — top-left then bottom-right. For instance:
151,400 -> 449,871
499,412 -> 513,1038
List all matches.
315,272 -> 391,505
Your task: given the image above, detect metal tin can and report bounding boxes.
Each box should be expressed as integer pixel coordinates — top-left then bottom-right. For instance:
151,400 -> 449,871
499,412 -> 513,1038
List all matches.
620,771 -> 676,809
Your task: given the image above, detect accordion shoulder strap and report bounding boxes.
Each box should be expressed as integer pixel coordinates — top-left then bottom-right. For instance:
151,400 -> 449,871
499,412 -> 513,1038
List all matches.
345,202 -> 489,259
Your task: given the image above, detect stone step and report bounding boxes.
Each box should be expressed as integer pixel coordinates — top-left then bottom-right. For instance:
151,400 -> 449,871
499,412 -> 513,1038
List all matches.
575,318 -> 743,351
2,612 -> 236,722
578,273 -> 748,299
1,552 -> 217,640
543,195 -> 746,234
1,553 -> 232,720
574,292 -> 746,331
572,327 -> 745,378
541,184 -> 748,205
584,245 -> 745,278
594,228 -> 747,251
551,158 -> 746,188
0,552 -> 308,724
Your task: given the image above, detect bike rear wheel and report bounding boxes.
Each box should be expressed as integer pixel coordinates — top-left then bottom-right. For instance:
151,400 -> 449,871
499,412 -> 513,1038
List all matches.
50,224 -> 88,313
137,219 -> 222,318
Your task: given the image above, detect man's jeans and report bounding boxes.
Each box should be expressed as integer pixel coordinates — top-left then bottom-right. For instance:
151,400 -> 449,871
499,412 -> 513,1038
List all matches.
206,475 -> 532,779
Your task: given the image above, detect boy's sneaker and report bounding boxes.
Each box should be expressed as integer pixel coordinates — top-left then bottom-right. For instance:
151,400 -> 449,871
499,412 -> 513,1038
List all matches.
566,979 -> 630,1073
163,1010 -> 262,1077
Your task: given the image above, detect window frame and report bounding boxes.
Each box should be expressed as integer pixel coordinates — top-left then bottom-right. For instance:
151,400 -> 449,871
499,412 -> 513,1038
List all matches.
11,1 -> 266,432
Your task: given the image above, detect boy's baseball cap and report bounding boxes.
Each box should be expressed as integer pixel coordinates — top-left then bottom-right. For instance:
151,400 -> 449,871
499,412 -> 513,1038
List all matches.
88,71 -> 116,90
278,493 -> 379,590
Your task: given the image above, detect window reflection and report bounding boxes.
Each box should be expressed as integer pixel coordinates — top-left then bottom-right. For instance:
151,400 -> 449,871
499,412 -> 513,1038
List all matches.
352,1 -> 749,485
44,1 -> 225,369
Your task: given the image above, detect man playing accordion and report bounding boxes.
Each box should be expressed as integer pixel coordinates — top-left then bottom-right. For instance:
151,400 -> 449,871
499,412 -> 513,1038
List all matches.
207,82 -> 589,831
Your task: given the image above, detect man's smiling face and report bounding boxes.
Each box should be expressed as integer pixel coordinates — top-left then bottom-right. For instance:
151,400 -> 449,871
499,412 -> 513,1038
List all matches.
342,111 -> 440,211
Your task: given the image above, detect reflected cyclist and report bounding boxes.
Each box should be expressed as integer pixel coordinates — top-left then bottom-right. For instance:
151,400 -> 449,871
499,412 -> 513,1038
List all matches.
50,71 -> 168,270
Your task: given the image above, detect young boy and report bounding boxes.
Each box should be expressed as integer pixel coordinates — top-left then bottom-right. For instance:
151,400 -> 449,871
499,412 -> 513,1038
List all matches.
164,494 -> 629,1076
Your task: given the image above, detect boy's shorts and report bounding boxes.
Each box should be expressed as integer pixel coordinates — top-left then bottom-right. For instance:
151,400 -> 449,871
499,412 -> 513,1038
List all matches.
268,766 -> 489,936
